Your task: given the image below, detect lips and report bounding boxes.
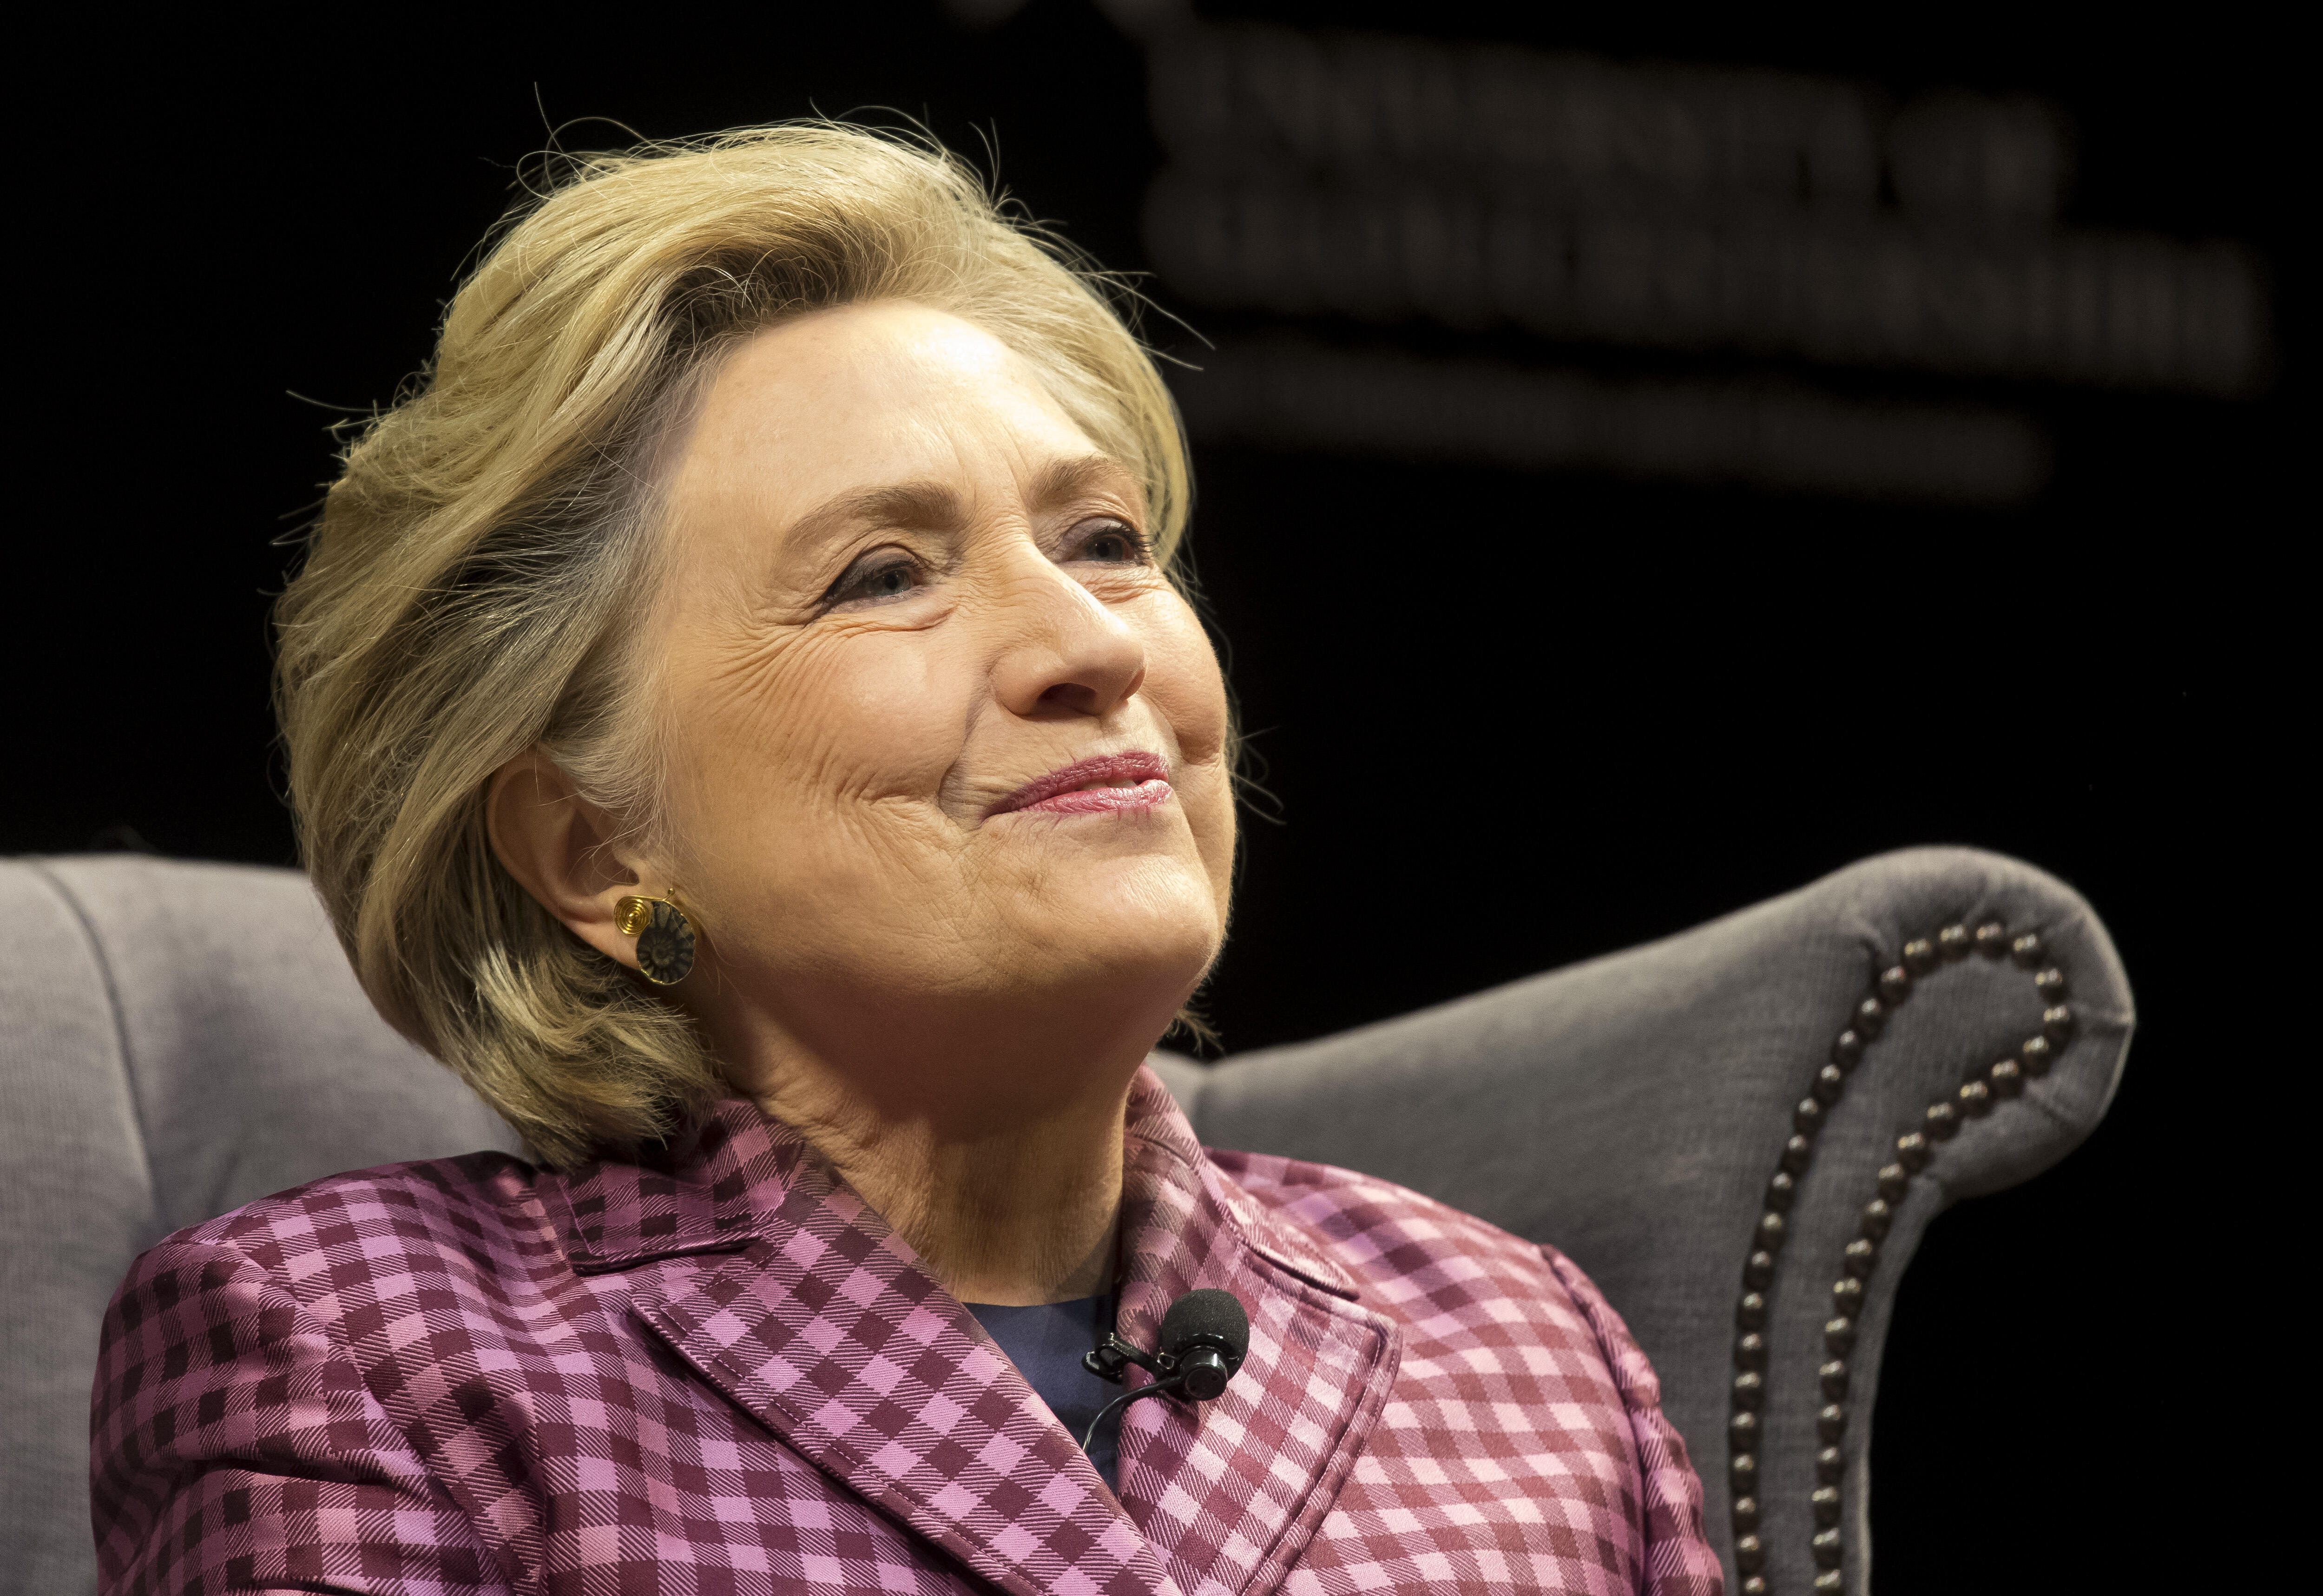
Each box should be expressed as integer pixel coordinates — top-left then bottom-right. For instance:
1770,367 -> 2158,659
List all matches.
990,751 -> 1172,817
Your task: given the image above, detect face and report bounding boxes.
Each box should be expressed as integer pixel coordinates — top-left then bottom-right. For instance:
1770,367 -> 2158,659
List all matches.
633,301 -> 1234,1079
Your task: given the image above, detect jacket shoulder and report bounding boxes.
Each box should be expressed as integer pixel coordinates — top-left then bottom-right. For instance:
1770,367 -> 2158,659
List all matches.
94,1156 -> 529,1593
1208,1147 -> 1642,1386
141,1149 -> 549,1275
1207,1147 -> 1564,1304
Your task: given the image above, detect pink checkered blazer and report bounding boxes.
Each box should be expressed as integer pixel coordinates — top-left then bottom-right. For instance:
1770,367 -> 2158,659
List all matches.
93,1068 -> 1722,1595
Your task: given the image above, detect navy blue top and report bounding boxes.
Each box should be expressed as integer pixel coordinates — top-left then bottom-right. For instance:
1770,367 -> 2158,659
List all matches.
965,1295 -> 1120,1490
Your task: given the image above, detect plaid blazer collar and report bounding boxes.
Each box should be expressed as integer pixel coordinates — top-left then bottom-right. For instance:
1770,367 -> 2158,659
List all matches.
543,1069 -> 1401,1596
549,1094 -> 801,1273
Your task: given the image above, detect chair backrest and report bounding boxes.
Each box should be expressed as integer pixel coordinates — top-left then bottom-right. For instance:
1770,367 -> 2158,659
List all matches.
1,847 -> 2130,1596
0,856 -> 518,1596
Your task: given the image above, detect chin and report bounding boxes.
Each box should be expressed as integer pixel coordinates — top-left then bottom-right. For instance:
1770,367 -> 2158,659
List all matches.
1012,864 -> 1224,1001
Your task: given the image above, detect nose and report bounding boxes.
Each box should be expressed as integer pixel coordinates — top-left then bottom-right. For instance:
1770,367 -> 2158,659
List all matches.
987,552 -> 1148,721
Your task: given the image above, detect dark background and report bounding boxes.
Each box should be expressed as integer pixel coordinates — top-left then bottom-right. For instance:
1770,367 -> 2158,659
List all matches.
13,4 -> 2296,1590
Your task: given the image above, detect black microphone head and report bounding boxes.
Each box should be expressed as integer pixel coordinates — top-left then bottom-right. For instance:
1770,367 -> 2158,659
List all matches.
1160,1288 -> 1249,1370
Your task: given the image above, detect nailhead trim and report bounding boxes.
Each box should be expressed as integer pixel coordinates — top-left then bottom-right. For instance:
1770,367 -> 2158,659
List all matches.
1725,920 -> 2073,1595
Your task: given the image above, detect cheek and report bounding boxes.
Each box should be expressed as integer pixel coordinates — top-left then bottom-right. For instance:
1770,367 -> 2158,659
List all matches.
1139,593 -> 1230,760
664,628 -> 967,859
1138,596 -> 1236,893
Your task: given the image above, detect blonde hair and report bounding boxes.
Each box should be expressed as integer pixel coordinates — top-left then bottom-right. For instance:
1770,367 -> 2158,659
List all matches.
277,124 -> 1196,1168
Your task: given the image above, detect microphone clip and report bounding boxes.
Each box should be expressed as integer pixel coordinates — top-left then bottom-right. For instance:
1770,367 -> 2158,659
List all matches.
1082,1332 -> 1166,1386
1084,1327 -> 1243,1402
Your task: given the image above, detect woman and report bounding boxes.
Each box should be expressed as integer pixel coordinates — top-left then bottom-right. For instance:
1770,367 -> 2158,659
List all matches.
91,126 -> 1721,1595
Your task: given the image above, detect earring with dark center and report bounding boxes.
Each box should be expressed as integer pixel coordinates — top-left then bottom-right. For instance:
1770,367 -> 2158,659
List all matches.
614,892 -> 697,986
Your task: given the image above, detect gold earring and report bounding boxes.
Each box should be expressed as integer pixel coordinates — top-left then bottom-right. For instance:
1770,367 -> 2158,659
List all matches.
614,891 -> 697,986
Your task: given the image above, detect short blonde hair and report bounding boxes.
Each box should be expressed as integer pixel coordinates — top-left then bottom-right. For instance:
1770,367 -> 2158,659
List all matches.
277,124 -> 1195,1168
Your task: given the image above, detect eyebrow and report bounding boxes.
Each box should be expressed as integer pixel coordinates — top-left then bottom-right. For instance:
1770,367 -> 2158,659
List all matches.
775,453 -> 1144,557
1024,453 -> 1144,516
777,481 -> 961,558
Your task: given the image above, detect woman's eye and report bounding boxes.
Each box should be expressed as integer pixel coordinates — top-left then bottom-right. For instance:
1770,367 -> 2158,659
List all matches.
1071,519 -> 1150,565
823,552 -> 924,609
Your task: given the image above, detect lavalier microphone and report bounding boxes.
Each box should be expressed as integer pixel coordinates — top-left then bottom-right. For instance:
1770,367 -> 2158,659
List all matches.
1079,1288 -> 1249,1452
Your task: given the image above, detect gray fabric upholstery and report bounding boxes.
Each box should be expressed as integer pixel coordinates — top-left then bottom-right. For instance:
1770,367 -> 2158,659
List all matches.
0,847 -> 2130,1596
0,858 -> 520,1596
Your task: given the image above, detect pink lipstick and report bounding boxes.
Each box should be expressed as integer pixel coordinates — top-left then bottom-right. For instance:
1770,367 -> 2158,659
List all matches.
990,751 -> 1172,817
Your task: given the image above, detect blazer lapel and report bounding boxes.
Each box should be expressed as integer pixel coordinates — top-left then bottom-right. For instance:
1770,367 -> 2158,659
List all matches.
559,1103 -> 1178,1596
1109,1072 -> 1402,1596
547,1079 -> 1397,1596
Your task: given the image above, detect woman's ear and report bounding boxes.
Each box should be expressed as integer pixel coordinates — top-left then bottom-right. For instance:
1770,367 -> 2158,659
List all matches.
487,748 -> 650,970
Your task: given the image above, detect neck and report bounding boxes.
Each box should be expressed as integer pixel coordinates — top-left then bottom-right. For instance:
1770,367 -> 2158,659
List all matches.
783,1084 -> 1131,1305
727,1017 -> 1154,1306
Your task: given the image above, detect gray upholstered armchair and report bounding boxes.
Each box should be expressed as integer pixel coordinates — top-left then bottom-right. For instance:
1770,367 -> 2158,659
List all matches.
0,846 -> 2131,1595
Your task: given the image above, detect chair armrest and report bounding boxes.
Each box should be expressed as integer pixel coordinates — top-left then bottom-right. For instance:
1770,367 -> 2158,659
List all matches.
1162,845 -> 2133,1596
